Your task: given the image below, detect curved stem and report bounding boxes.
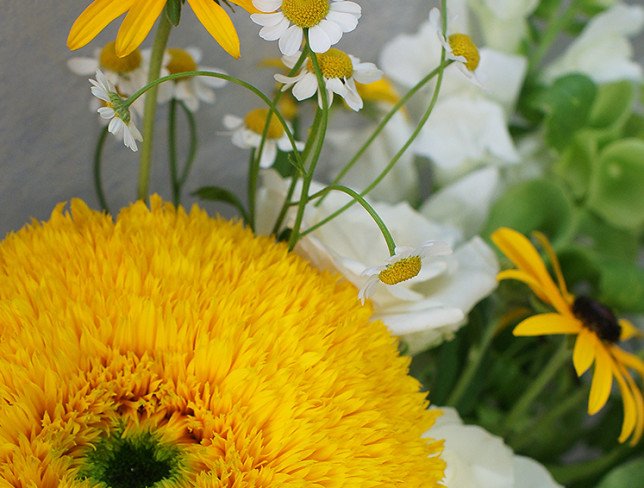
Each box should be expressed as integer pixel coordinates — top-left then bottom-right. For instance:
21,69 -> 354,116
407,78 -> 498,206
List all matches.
503,340 -> 570,435
125,70 -> 305,170
137,15 -> 172,201
93,126 -> 110,213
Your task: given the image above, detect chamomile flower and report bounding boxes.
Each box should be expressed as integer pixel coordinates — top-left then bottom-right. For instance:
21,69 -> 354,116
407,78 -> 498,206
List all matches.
90,69 -> 142,152
223,108 -> 304,168
158,47 -> 227,112
429,7 -> 481,83
359,241 -> 453,304
251,0 -> 361,55
275,49 -> 382,111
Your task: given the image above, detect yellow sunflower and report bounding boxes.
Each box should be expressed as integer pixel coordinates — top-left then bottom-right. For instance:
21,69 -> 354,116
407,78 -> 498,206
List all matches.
68,0 -> 257,59
492,227 -> 644,445
0,197 -> 445,486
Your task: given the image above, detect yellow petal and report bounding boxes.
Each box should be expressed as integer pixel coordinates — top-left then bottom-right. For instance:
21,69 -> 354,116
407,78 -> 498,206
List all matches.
492,228 -> 571,315
228,0 -> 261,14
611,359 -> 643,444
619,319 -> 642,341
67,0 -> 134,50
115,0 -> 166,57
513,313 -> 581,336
573,329 -> 596,376
533,231 -> 573,302
188,0 -> 241,58
588,346 -> 613,415
611,347 -> 644,378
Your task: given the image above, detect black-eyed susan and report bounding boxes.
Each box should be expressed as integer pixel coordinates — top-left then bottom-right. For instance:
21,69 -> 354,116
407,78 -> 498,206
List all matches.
492,227 -> 644,445
0,197 -> 445,485
68,0 -> 257,59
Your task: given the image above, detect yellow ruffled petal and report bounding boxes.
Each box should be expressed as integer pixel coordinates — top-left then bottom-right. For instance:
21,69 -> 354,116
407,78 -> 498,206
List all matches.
188,0 -> 241,58
573,329 -> 596,376
588,346 -> 613,415
619,319 -> 642,341
513,313 -> 582,336
115,0 -> 166,57
492,228 -> 571,315
68,0 -> 134,50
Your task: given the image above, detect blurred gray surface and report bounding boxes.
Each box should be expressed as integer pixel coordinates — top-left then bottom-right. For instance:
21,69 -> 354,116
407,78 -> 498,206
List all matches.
0,1 -> 641,236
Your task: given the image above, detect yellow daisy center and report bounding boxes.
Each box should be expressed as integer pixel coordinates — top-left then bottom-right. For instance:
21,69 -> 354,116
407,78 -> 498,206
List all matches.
244,108 -> 285,139
448,33 -> 480,71
281,0 -> 330,28
99,41 -> 142,73
308,48 -> 354,79
166,48 -> 198,75
379,256 -> 422,285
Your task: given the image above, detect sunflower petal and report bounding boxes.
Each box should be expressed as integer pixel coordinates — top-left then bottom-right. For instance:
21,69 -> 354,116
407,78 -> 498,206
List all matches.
619,319 -> 642,341
513,313 -> 581,336
115,0 -> 166,56
188,0 -> 241,58
228,0 -> 261,14
588,347 -> 613,415
611,359 -> 641,444
68,0 -> 134,50
492,228 -> 571,315
611,347 -> 644,378
573,329 -> 596,376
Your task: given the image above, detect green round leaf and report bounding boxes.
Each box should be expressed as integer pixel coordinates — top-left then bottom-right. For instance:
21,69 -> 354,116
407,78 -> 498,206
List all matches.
596,457 -> 644,488
554,131 -> 598,199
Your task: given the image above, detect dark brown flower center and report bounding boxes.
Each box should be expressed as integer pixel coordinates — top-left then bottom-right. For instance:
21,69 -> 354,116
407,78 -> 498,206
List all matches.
572,296 -> 621,343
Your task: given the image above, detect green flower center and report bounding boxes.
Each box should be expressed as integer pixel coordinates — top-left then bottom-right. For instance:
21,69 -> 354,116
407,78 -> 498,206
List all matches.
307,48 -> 353,79
282,0 -> 329,28
379,256 -> 422,285
447,33 -> 480,72
100,41 -> 142,73
78,431 -> 181,488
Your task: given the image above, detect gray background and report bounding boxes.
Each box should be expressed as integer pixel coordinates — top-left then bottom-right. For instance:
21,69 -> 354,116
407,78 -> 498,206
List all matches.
1,1 -> 642,236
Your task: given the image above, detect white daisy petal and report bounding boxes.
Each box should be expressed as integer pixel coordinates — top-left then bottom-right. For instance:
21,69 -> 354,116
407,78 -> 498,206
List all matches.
317,19 -> 343,45
253,0 -> 282,12
67,57 -> 99,75
292,73 -> 319,100
223,115 -> 243,130
308,24 -> 333,53
352,63 -> 382,84
250,12 -> 284,27
97,107 -> 115,119
325,10 -> 359,32
329,1 -> 361,15
259,16 -> 291,41
279,25 -> 304,56
258,141 -> 278,168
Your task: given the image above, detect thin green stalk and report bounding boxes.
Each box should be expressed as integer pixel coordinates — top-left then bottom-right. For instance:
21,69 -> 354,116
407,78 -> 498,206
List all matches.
307,185 -> 396,254
271,175 -> 298,236
446,318 -> 499,408
528,0 -> 578,74
287,39 -> 330,251
93,126 -> 110,213
126,70 -> 304,169
503,340 -> 570,435
168,98 -> 180,205
247,149 -> 259,230
177,100 -> 198,187
300,45 -> 449,238
137,15 -> 172,201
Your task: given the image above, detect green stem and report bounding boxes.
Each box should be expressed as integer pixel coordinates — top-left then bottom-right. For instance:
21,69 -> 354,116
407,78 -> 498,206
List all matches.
126,70 -> 304,169
247,149 -> 259,230
168,98 -> 180,205
445,318 -> 499,408
308,185 -> 397,254
93,126 -> 110,213
503,340 -> 570,435
528,0 -> 578,74
287,39 -> 329,251
300,53 -> 449,238
271,175 -> 298,236
137,15 -> 172,201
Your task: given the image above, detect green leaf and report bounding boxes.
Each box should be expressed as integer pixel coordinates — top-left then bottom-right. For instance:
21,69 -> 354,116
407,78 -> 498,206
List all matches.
165,0 -> 182,26
597,257 -> 644,313
596,457 -> 644,488
589,81 -> 635,132
587,139 -> 644,230
536,74 -> 597,150
192,186 -> 250,223
484,179 -> 574,246
575,210 -> 639,261
554,131 -> 598,199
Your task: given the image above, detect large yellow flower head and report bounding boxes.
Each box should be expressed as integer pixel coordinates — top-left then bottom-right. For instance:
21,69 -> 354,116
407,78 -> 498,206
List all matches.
0,197 -> 445,486
68,0 -> 258,59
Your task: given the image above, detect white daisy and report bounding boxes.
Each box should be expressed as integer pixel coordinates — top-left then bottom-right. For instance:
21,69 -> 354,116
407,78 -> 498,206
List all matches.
222,108 -> 304,168
68,41 -> 148,115
429,7 -> 481,83
358,241 -> 453,304
275,49 -> 382,111
157,47 -> 227,112
251,0 -> 361,55
90,70 -> 143,152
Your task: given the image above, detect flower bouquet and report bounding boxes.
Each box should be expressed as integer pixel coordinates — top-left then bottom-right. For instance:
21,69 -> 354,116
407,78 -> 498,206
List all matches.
1,0 -> 643,486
